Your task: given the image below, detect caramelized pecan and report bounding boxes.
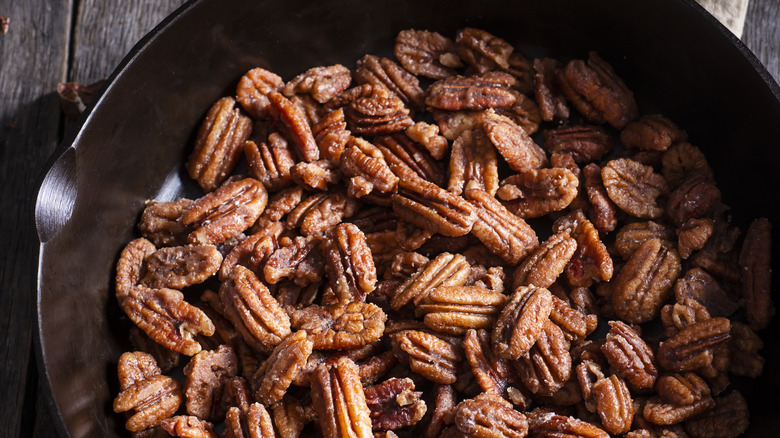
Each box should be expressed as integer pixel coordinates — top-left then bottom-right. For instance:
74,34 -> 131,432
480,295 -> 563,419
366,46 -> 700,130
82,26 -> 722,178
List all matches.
643,396 -> 714,426
614,221 -> 675,260
543,125 -> 612,164
555,210 -> 613,287
601,321 -> 658,391
313,108 -> 352,163
728,322 -> 765,378
340,136 -> 399,198
364,377 -> 427,430
656,372 -> 710,406
677,218 -> 714,259
657,317 -> 731,372
661,142 -> 714,189
355,54 -> 425,111
666,176 -> 721,226
374,132 -> 446,187
497,168 -> 578,219
283,64 -> 352,104
391,252 -> 471,310
310,357 -> 375,438
454,393 -> 529,438
682,391 -> 749,438
324,223 -> 377,302
592,374 -> 633,434
515,320 -> 572,396
184,345 -> 238,421
602,158 -> 668,219
463,329 -> 511,396
141,244 -> 222,290
448,130 -> 498,196
492,285 -> 554,360
219,221 -> 284,281
286,189 -> 359,236
674,268 -> 738,318
416,286 -> 507,335
252,330 -> 313,406
224,403 -> 276,438
138,199 -> 194,247
236,67 -> 284,120
621,114 -> 686,152
455,27 -> 513,72
344,85 -> 414,136
161,415 -> 217,438
244,134 -> 296,192
263,234 -> 324,286
425,72 -> 517,111
391,330 -> 463,384
512,231 -> 577,289
527,411 -> 609,438
482,109 -> 548,172
269,91 -> 320,162
583,163 -> 618,233
290,302 -> 386,350
406,121 -> 450,160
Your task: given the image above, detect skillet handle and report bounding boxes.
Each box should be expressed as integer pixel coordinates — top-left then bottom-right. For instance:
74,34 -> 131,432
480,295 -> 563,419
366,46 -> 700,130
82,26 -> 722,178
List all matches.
35,147 -> 78,244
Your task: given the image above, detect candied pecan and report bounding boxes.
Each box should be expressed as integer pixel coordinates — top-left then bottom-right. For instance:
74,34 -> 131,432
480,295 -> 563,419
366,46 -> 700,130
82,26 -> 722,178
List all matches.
323,223 -> 377,302
543,125 -> 612,164
549,295 -> 593,343
395,29 -> 462,79
180,178 -> 268,245
559,52 -> 638,129
512,231 -> 577,289
391,330 -> 463,384
138,199 -> 194,247
534,58 -> 570,122
224,403 -> 276,438
657,372 -> 710,406
313,108 -> 352,163
462,329 -> 511,396
482,109 -> 548,172
455,27 -> 513,72
644,396 -> 714,427
601,321 -> 658,391
581,163 -> 618,233
270,397 -> 309,438
448,129 -> 498,196
161,415 -> 217,438
497,168 -> 578,219
492,285 -> 554,360
406,121 -> 450,160
219,221 -> 285,281
555,211 -> 614,287
417,286 -> 507,335
343,84 -> 414,136
657,317 -> 731,372
455,393 -> 529,438
244,134 -> 296,192
614,221 -> 676,260
355,54 -> 425,111
391,252 -> 471,310
426,72 -> 517,111
683,391 -> 749,438
428,385 -> 458,438
666,176 -> 721,226
739,217 -> 774,330
113,352 -> 183,432
674,268 -> 738,317
220,265 -> 291,353
291,302 -> 386,350
183,345 -> 237,421
515,320 -> 572,396
676,218 -> 714,259
236,67 -> 284,120
264,234 -> 324,286
391,164 -> 476,237
340,136 -> 399,198
527,411 -> 609,438
268,91 -> 319,162
592,374 -> 633,435
290,93 -> 325,127
287,190 -> 359,236
374,132 -> 446,187
311,357 -> 373,438
611,238 -> 681,323
660,298 -> 712,338
141,244 -> 222,290
364,377 -> 427,430
662,142 -> 714,189
359,350 -> 398,386
621,114 -> 687,152
577,359 -> 605,412
728,322 -> 764,378
251,330 -> 313,406
602,158 -> 668,219
432,109 -> 484,142
289,160 -> 340,190
187,97 -> 253,192
386,251 -> 429,280
283,64 -> 352,104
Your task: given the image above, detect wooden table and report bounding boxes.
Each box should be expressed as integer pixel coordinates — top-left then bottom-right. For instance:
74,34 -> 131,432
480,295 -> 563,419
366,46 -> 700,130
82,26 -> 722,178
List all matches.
0,0 -> 777,436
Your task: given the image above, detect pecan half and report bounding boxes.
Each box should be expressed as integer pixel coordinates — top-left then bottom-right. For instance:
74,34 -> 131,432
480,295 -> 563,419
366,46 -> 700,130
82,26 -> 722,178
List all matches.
534,58 -> 570,122
592,374 -> 633,435
406,121 -> 450,160
263,234 -> 324,286
496,91 -> 542,135
187,97 -> 253,192
138,199 -> 194,247
219,221 -> 284,281
271,397 -> 310,438
739,217 -> 774,330
355,54 -> 425,111
340,136 -> 399,198
666,176 -> 721,227
583,163 -> 618,233
449,130 -> 499,196
286,190 -> 359,236
425,72 -> 516,111
455,27 -> 513,72
621,114 -> 686,152
682,391 -> 749,438
395,29 -> 462,79
643,396 -> 714,426
344,85 -> 414,136
555,210 -> 613,287
184,345 -> 238,421
391,252 -> 471,310
482,109 -> 548,173
492,285 -> 554,360
324,223 -> 377,303
224,403 -> 276,438
375,133 -> 446,187
601,321 -> 658,391
252,330 -> 313,406
219,265 -> 291,354
290,302 -> 386,350
657,317 -> 731,372
543,125 -> 612,164
674,268 -> 738,318
462,329 -> 511,396
662,142 -> 714,189
364,377 -> 427,430
244,134 -> 296,192
161,415 -> 217,438
180,178 -> 268,245
602,158 -> 668,219
269,91 -> 320,162
141,244 -> 222,290
512,231 -> 577,289
416,286 -> 507,335
454,393 -> 529,438
313,108 -> 352,163
728,322 -> 765,378
283,64 -> 352,104
497,168 -> 579,219
311,357 -> 374,438
515,320 -> 572,396
657,372 -> 710,406
391,330 -> 463,384
614,221 -> 676,260
527,411 -> 609,438
236,67 -> 284,120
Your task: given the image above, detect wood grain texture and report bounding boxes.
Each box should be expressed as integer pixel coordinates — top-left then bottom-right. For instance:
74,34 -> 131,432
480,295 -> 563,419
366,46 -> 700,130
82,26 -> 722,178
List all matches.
0,0 -> 73,437
743,0 -> 780,84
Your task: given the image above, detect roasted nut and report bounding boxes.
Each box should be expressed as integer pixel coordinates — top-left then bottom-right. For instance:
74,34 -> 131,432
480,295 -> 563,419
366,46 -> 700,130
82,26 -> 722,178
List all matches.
224,403 -> 276,438
682,391 -> 749,438
364,377 -> 427,430
291,302 -> 386,350
662,142 -> 714,189
432,109 -> 483,142
395,29 -> 462,79
656,372 -> 710,406
455,27 -> 513,72
677,218 -> 714,259
128,327 -> 181,374
582,163 -> 618,233
392,164 -> 477,237
187,97 -> 253,192
219,221 -> 284,281
462,329 -> 511,396
391,252 -> 471,310
614,221 -> 676,260
643,396 -> 714,426
601,321 -> 658,391
515,321 -> 572,396
496,91 -> 542,135
355,54 -> 425,111
417,286 -> 507,335
666,176 -> 721,226
497,168 -> 579,219
374,132 -> 446,187
323,223 -> 377,302
138,199 -> 194,247
391,330 -> 463,384
313,108 -> 352,163
621,114 -> 686,152
180,178 -> 268,245
592,374 -> 633,435
310,357 -> 374,438
161,415 -> 218,438
657,317 -> 731,372
492,285 -> 554,360
558,52 -> 638,129
555,210 -> 613,287
482,109 -> 548,173
602,158 -> 668,219
141,244 -> 222,290
534,58 -> 570,122
406,121 -> 450,160
340,136 -> 399,198
271,397 -> 310,438
527,411 -> 609,438
344,84 -> 414,136
264,234 -> 324,286
268,91 -> 320,162
236,67 -> 284,120
387,251 -> 430,280
252,330 -> 313,406
448,130 -> 498,195
245,134 -> 296,192
425,72 -> 517,111
660,298 -> 712,338
114,352 -> 184,432
543,125 -> 612,164
283,64 -> 352,104
286,190 -> 359,236
512,231 -> 577,289
549,295 -> 593,343
184,345 -> 238,421
454,393 -> 529,438
674,268 -> 739,318
739,217 -> 774,330
219,265 -> 291,354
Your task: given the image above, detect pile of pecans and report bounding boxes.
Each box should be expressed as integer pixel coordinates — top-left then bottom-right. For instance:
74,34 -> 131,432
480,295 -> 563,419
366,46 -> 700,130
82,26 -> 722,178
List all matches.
111,27 -> 773,438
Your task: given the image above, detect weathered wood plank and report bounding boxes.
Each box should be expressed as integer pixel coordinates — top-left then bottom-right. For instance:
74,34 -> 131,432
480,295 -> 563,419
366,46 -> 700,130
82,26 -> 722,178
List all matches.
0,0 -> 73,437
743,0 -> 780,84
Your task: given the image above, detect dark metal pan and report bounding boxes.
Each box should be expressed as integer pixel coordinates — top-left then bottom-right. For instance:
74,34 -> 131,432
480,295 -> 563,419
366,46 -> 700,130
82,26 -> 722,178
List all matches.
35,0 -> 780,436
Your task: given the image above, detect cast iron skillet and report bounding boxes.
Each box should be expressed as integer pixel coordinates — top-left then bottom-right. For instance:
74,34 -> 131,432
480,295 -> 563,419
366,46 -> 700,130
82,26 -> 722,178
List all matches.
35,0 -> 780,436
